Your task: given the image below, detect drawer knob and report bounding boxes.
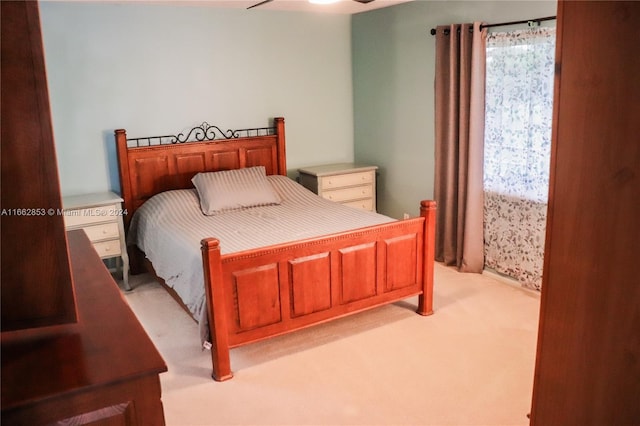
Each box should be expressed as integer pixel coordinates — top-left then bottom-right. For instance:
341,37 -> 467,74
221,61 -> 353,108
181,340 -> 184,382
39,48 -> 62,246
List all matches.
104,246 -> 111,252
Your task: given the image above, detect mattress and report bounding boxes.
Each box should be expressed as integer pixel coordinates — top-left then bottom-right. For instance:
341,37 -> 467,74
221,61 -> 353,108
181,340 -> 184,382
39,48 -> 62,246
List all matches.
128,175 -> 396,340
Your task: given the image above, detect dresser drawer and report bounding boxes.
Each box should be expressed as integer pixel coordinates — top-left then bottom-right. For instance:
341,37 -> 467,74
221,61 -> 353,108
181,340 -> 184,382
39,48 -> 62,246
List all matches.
320,171 -> 374,190
323,185 -> 373,203
82,222 -> 120,242
342,198 -> 374,211
93,239 -> 121,258
64,204 -> 120,227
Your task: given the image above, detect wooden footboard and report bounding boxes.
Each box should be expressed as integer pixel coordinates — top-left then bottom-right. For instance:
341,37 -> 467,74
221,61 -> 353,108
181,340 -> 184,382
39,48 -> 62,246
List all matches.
201,200 -> 436,381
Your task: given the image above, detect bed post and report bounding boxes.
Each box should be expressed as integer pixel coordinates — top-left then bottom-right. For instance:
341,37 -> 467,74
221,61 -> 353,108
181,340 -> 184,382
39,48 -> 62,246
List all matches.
115,129 -> 147,274
114,129 -> 133,229
417,200 -> 436,316
201,238 -> 233,381
273,117 -> 287,175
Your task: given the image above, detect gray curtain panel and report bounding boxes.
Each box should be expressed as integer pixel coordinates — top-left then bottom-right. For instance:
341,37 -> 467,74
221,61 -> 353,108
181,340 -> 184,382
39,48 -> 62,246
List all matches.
433,22 -> 486,273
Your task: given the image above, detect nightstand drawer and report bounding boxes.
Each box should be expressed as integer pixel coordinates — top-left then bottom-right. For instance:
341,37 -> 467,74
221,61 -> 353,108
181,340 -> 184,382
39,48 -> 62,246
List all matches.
324,185 -> 373,203
93,239 -> 121,258
82,222 -> 120,242
320,171 -> 374,190
342,198 -> 374,211
63,191 -> 130,290
298,163 -> 378,213
64,204 -> 120,227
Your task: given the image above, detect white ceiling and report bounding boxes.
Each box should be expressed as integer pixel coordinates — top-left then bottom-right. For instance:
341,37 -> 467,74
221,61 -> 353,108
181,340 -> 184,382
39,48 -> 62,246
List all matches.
156,0 -> 414,15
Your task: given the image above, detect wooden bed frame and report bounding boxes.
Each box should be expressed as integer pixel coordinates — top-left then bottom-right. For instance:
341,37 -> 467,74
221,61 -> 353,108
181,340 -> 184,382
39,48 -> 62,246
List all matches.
115,117 -> 436,381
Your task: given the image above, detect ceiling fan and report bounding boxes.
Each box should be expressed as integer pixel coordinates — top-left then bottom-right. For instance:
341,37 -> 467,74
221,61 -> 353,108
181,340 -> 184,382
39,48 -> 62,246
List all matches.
247,0 -> 375,10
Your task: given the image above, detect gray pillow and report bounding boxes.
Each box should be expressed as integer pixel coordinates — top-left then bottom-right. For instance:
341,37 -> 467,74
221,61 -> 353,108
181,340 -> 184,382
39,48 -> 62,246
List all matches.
191,166 -> 281,215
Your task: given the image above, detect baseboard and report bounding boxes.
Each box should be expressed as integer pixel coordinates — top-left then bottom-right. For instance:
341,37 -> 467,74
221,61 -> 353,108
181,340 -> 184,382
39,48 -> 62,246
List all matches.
482,268 -> 540,295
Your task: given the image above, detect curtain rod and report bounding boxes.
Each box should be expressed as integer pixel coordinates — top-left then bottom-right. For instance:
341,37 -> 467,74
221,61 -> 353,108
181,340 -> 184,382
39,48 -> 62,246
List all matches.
429,16 -> 556,35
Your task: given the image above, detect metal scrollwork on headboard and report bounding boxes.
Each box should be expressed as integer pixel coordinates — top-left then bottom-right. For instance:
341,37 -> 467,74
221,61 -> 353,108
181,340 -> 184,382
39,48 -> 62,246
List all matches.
126,121 -> 276,147
176,122 -> 236,142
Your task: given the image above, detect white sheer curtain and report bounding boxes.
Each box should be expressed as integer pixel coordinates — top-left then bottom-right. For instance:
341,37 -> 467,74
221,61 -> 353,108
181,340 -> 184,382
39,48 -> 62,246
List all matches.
483,27 -> 556,290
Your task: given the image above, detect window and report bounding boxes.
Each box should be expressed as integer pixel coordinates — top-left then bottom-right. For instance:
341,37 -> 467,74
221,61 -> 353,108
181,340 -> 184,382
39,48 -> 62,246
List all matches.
483,27 -> 556,290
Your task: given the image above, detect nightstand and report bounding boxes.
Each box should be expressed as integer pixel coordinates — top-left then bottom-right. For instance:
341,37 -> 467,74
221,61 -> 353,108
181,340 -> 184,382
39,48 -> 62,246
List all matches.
62,191 -> 130,290
297,163 -> 378,212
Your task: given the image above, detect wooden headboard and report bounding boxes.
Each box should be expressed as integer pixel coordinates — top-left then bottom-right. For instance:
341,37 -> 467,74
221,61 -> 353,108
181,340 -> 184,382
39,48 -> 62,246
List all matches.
115,117 -> 286,227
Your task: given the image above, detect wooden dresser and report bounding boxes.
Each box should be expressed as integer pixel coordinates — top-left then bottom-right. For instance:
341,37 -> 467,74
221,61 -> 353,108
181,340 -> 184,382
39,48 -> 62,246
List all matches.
1,230 -> 167,425
1,0 -> 76,332
63,191 -> 130,290
297,163 -> 378,212
1,2 -> 166,424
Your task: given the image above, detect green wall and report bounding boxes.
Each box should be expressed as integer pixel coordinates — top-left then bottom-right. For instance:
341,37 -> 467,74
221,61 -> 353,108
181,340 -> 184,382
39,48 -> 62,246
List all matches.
40,2 -> 353,196
352,1 -> 557,218
40,0 -> 557,216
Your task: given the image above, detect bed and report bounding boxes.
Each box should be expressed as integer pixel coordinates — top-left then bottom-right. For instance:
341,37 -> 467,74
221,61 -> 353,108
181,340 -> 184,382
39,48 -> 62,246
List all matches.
115,117 -> 436,381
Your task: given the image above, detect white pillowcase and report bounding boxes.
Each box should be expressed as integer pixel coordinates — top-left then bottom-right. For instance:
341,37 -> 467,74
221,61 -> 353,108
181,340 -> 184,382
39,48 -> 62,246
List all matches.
191,166 -> 282,215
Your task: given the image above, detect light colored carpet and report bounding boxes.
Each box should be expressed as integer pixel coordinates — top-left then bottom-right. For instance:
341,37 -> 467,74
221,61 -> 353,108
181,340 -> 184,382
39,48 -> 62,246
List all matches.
122,263 -> 540,426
